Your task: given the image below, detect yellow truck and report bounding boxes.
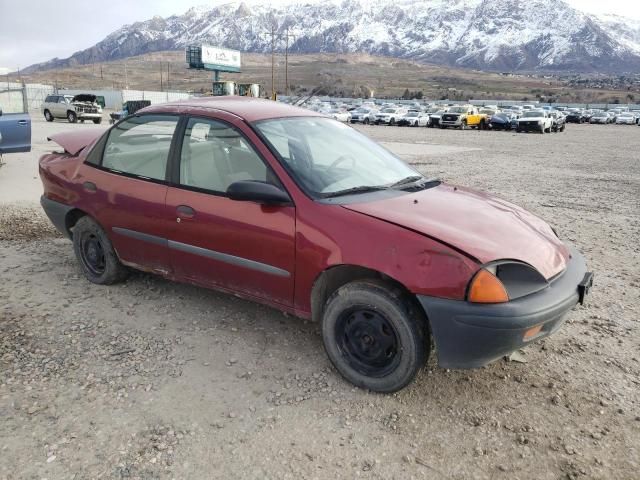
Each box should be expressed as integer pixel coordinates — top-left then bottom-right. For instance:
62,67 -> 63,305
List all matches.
440,105 -> 489,130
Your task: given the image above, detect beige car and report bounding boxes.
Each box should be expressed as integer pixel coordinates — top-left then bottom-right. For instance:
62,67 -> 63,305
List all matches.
42,94 -> 103,124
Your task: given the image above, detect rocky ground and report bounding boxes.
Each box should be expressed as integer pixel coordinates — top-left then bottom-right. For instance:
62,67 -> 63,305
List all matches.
0,118 -> 638,479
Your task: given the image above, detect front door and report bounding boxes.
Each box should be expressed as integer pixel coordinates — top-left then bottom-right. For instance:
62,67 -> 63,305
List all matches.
165,116 -> 296,307
0,112 -> 31,154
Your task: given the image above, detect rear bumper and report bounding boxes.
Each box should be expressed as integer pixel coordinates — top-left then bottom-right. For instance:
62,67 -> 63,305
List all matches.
417,246 -> 591,369
41,195 -> 73,239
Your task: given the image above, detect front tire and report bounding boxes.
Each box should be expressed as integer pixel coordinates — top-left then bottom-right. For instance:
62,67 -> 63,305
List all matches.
67,111 -> 78,123
321,281 -> 427,393
389,118 -> 396,126
93,118 -> 102,124
73,216 -> 129,285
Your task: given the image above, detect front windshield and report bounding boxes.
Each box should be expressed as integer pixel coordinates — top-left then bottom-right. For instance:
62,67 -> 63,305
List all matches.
406,112 -> 419,117
448,107 -> 467,113
381,108 -> 396,113
523,111 -> 543,118
255,117 -> 421,197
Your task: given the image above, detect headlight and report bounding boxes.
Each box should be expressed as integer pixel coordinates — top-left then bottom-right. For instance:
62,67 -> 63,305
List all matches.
467,261 -> 549,303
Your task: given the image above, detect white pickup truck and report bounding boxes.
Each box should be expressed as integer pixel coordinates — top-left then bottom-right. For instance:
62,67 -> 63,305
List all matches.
516,110 -> 553,134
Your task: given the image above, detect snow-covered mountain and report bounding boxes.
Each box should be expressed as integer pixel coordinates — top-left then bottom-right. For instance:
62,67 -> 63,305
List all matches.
23,0 -> 640,73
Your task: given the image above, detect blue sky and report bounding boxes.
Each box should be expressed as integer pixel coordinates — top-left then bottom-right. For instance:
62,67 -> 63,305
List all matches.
0,0 -> 638,72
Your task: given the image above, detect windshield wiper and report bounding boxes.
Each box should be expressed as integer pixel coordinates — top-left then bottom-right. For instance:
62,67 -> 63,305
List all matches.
321,185 -> 389,199
388,175 -> 425,188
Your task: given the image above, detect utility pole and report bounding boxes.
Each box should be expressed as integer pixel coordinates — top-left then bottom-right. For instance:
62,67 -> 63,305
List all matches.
283,27 -> 295,96
160,62 -> 164,91
167,62 -> 170,91
263,24 -> 279,100
100,65 -> 103,81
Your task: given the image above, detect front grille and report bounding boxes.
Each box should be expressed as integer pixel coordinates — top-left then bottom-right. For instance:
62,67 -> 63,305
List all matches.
442,115 -> 459,121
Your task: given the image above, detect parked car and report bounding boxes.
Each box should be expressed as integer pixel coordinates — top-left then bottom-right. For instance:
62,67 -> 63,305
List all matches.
590,112 -> 610,124
0,104 -> 31,155
516,110 -> 553,134
440,106 -> 489,130
427,109 -> 447,128
38,97 -> 594,393
565,109 -> 586,124
488,112 -> 515,131
397,111 -> 429,127
374,107 -> 407,125
42,94 -> 103,124
109,100 -> 152,124
615,113 -> 636,125
349,107 -> 378,125
328,108 -> 351,123
549,111 -> 566,132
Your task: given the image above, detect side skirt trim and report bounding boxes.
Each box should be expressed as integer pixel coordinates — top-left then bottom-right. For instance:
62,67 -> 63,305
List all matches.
111,227 -> 290,278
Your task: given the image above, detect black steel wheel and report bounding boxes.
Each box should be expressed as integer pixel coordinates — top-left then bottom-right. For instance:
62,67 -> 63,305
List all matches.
79,232 -> 106,276
72,216 -> 129,285
322,281 -> 427,393
335,308 -> 401,378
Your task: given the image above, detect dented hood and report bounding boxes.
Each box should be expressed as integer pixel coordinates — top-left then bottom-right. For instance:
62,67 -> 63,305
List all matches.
47,129 -> 105,155
342,183 -> 570,280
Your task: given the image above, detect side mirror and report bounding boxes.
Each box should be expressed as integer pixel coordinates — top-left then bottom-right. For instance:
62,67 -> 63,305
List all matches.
227,180 -> 291,205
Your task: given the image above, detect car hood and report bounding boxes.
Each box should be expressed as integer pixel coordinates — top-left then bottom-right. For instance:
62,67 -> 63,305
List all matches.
47,129 -> 105,155
342,183 -> 570,279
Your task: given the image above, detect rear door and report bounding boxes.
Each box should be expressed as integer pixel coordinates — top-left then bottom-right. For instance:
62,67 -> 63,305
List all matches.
0,111 -> 31,154
165,115 -> 296,307
82,114 -> 179,274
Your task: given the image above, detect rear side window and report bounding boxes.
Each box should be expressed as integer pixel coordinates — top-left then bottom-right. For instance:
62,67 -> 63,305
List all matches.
102,115 -> 179,181
179,117 -> 271,193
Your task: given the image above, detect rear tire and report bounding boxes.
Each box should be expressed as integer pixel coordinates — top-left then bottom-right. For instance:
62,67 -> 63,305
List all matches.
72,216 -> 129,285
44,110 -> 54,122
67,111 -> 78,123
389,118 -> 396,126
321,281 -> 427,393
93,118 -> 102,124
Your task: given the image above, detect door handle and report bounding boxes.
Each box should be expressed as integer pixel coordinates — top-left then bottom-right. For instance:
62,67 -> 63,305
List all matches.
176,205 -> 195,220
82,181 -> 97,193
17,120 -> 28,126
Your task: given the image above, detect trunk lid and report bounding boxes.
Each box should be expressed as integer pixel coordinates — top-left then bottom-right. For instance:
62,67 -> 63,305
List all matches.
47,129 -> 105,156
342,183 -> 569,280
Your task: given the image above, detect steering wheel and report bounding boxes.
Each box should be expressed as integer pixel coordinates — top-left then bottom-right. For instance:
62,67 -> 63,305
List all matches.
326,154 -> 357,176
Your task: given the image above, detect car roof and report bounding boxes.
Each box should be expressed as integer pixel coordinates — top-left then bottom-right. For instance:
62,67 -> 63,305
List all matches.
142,96 -> 323,122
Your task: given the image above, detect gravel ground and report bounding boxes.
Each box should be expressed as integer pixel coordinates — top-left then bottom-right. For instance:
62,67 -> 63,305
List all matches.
1,118 -> 639,479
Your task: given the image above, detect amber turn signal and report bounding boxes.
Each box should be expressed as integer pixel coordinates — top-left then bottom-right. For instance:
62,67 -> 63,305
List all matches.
468,269 -> 509,304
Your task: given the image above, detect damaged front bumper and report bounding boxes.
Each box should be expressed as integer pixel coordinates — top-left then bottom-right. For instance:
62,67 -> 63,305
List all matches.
417,246 -> 591,369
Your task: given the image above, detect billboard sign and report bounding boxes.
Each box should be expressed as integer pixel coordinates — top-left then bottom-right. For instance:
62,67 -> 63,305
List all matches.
201,46 -> 241,73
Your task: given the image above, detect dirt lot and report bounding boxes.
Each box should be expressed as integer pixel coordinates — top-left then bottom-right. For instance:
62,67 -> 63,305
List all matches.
1,117 -> 639,479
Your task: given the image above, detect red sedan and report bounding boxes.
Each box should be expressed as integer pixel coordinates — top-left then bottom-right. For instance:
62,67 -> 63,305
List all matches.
39,97 -> 593,392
